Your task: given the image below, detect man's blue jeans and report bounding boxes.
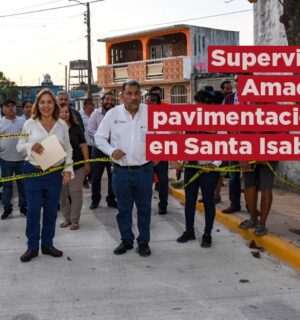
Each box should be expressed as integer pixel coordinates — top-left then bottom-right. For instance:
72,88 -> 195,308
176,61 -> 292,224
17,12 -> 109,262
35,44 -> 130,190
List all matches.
23,162 -> 62,250
112,162 -> 153,245
228,161 -> 241,210
184,168 -> 219,235
0,159 -> 26,210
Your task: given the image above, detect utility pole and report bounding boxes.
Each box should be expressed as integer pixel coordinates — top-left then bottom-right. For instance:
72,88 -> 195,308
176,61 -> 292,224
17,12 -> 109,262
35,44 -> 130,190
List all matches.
86,2 -> 92,98
70,0 -> 102,98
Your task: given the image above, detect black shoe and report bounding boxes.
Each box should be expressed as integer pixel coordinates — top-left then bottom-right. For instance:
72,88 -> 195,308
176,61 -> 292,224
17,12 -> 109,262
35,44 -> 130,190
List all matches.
158,208 -> 167,215
89,203 -> 99,210
107,200 -> 117,208
114,241 -> 133,255
20,249 -> 39,262
20,206 -> 27,216
221,206 -> 240,214
177,231 -> 196,243
1,208 -> 12,220
41,246 -> 63,257
201,234 -> 212,248
136,243 -> 151,257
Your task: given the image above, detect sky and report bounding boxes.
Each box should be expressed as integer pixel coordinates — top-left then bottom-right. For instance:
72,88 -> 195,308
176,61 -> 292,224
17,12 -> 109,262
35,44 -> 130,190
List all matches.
0,0 -> 254,87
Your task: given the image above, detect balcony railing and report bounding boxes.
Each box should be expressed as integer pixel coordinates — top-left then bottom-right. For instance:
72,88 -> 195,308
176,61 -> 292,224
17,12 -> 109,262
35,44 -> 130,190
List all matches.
98,56 -> 190,86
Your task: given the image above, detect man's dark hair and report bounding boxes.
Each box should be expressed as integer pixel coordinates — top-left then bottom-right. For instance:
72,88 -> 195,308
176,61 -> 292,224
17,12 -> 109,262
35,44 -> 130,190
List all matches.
3,99 -> 16,106
204,85 -> 214,92
101,91 -> 115,101
194,89 -> 214,104
220,80 -> 231,90
22,99 -> 32,108
149,86 -> 162,96
121,79 -> 140,92
148,93 -> 161,104
83,98 -> 94,106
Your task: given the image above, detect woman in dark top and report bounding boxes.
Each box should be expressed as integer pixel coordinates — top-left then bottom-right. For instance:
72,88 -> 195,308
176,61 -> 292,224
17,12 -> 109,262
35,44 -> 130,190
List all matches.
59,105 -> 90,230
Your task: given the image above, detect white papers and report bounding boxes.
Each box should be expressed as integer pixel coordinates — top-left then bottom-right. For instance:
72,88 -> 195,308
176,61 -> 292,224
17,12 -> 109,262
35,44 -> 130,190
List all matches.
31,135 -> 66,171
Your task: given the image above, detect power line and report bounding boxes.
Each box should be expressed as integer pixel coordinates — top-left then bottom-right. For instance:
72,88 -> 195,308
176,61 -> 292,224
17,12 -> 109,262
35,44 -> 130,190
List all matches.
1,0 -> 65,14
106,9 -> 253,34
0,0 -> 103,18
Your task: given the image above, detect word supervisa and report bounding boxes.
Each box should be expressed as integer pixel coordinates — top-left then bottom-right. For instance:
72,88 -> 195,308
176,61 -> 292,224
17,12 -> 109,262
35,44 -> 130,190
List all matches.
146,135 -> 300,161
149,105 -> 300,131
208,46 -> 300,73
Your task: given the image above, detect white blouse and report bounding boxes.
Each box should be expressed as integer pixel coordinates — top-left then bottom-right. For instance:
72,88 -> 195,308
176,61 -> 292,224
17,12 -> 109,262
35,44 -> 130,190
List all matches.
17,118 -> 74,176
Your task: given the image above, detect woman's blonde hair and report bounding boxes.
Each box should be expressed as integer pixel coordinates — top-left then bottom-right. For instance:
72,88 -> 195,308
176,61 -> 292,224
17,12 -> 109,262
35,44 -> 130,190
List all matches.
32,88 -> 60,120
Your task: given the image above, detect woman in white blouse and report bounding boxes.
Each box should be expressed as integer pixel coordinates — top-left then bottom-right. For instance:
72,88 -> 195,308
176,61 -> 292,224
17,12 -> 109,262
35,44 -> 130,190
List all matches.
17,89 -> 73,263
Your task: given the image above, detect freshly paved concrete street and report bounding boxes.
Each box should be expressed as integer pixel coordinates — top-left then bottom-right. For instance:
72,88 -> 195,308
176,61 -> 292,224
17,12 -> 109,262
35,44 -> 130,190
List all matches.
1,182 -> 300,320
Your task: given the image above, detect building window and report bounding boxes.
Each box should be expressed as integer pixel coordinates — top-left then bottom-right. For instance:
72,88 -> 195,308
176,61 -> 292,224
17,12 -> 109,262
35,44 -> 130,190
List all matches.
202,36 -> 206,50
194,34 -> 197,56
150,45 -> 172,59
198,35 -> 201,53
171,85 -> 187,104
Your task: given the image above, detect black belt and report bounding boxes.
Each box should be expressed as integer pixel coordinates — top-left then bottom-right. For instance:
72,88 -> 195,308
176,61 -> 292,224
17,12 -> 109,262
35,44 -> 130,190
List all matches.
113,161 -> 151,169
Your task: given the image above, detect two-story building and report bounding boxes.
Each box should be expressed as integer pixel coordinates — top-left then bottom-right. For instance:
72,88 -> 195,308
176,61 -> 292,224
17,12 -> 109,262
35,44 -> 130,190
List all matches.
97,24 -> 239,104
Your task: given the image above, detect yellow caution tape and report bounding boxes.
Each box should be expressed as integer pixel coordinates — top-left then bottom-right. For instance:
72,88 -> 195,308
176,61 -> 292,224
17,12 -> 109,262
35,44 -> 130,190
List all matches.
266,162 -> 300,191
0,158 -> 112,183
0,134 -> 29,139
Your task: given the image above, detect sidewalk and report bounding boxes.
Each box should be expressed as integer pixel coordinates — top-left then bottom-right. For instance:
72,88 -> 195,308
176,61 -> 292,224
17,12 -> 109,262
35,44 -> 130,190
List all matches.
169,171 -> 300,271
1,177 -> 300,319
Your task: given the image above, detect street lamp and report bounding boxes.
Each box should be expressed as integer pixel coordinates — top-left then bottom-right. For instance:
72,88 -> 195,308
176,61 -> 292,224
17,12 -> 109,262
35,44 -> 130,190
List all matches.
59,62 -> 68,92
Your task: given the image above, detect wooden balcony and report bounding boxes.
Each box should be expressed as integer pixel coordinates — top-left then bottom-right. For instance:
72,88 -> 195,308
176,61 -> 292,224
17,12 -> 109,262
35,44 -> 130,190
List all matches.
97,56 -> 191,87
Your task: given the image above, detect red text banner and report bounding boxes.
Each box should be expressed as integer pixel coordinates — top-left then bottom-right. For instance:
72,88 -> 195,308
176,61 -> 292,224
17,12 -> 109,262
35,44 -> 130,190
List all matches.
208,46 -> 300,73
146,134 -> 300,161
238,75 -> 300,102
148,103 -> 299,132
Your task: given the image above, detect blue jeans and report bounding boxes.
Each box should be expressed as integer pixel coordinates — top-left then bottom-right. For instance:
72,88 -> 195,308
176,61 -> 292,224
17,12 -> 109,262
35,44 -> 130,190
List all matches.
112,162 -> 153,245
153,161 -> 169,210
0,159 -> 26,210
184,168 -> 219,235
228,161 -> 241,210
23,162 -> 63,250
91,147 -> 115,204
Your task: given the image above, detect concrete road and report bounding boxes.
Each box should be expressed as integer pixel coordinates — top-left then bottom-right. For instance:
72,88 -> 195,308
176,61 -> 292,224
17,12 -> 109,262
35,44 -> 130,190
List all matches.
0,188 -> 300,320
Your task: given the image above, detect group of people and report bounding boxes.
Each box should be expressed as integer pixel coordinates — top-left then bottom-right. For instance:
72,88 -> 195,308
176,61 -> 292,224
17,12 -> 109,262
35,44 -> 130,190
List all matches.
0,78 -> 278,263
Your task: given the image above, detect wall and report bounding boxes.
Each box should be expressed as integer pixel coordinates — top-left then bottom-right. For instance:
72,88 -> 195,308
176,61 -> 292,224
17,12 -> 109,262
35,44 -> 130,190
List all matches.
254,0 -> 300,188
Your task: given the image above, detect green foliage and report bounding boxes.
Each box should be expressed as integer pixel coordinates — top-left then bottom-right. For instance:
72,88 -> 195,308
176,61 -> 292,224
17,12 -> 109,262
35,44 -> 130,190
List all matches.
0,71 -> 18,103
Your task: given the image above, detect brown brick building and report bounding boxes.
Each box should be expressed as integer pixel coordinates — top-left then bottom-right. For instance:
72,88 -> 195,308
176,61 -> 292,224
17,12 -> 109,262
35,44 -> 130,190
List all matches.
97,24 -> 239,104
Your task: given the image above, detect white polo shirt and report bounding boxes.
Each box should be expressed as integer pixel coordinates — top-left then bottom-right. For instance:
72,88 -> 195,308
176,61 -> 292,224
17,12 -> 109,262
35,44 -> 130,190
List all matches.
94,103 -> 148,166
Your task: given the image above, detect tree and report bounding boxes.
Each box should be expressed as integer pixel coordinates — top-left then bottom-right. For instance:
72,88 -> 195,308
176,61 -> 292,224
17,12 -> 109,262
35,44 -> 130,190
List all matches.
248,0 -> 300,45
279,0 -> 300,45
0,71 -> 19,103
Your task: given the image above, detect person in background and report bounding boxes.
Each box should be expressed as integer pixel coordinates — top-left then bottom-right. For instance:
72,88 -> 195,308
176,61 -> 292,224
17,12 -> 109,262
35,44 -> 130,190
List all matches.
0,99 -> 27,219
56,91 -> 84,133
175,89 -> 221,248
17,89 -> 73,262
59,105 -> 90,230
88,92 -> 117,209
80,98 -> 95,189
239,161 -> 278,236
21,100 -> 33,120
95,80 -> 153,257
146,93 -> 169,215
221,75 -> 241,214
220,80 -> 233,98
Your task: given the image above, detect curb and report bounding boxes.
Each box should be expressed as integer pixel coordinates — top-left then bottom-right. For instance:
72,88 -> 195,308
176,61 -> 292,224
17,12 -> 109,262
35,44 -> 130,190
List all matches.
170,187 -> 300,271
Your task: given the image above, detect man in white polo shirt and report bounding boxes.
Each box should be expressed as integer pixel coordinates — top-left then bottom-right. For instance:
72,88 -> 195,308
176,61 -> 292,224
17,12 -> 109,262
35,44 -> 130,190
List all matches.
95,80 -> 153,257
0,99 -> 27,219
